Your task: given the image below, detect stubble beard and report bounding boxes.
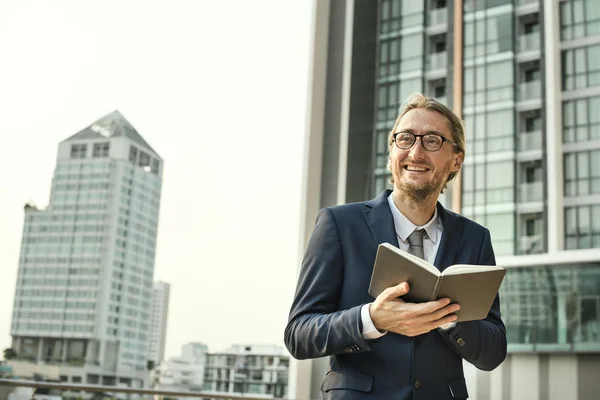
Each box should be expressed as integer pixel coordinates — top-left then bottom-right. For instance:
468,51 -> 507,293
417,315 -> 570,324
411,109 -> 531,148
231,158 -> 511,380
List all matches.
394,161 -> 451,206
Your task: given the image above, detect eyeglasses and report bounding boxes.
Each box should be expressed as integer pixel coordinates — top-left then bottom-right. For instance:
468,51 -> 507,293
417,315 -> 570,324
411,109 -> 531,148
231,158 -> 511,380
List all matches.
393,131 -> 459,152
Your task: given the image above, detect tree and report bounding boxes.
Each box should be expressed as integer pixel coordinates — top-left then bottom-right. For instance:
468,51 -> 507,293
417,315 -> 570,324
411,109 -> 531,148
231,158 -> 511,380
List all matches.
3,348 -> 16,360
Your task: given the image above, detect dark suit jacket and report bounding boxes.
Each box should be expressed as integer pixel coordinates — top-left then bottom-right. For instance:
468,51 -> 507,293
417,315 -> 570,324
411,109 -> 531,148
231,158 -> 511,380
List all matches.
284,190 -> 507,399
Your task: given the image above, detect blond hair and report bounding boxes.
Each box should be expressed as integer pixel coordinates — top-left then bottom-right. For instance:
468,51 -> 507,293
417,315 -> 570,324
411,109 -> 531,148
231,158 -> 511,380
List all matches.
388,93 -> 465,191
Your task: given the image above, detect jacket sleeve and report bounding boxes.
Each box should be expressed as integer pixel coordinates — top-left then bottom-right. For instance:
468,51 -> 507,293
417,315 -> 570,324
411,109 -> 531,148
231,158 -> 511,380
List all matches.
284,208 -> 372,360
438,228 -> 507,371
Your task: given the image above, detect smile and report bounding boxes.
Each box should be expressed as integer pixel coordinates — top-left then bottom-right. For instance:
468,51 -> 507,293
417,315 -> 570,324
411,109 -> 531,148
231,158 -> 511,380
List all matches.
404,165 -> 430,172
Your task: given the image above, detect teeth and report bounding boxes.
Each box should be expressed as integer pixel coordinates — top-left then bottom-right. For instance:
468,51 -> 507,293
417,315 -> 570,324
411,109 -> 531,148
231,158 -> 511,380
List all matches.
406,166 -> 428,171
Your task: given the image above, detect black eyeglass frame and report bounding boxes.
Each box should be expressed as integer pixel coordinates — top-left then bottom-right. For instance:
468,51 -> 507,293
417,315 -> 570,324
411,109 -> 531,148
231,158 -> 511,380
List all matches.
392,131 -> 460,152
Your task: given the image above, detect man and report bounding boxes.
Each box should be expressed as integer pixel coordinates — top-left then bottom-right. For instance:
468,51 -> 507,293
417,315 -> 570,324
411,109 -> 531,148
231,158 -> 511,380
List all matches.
284,93 -> 506,399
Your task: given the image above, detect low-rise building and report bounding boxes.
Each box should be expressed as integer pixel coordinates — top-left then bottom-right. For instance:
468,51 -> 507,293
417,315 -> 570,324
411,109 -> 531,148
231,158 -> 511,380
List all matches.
202,345 -> 289,398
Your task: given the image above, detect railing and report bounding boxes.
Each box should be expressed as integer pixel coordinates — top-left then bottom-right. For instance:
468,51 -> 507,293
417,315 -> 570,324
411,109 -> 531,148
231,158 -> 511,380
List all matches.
516,0 -> 538,6
0,379 -> 282,400
518,31 -> 540,53
427,51 -> 447,71
518,234 -> 544,255
518,181 -> 544,202
518,80 -> 542,101
518,130 -> 542,151
427,8 -> 447,26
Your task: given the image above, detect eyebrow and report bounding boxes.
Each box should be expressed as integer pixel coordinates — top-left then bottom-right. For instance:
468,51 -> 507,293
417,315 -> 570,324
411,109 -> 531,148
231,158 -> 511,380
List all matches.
395,128 -> 444,136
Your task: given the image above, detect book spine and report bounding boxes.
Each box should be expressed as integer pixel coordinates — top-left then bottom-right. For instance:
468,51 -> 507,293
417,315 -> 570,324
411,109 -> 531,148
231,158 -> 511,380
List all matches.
431,276 -> 443,301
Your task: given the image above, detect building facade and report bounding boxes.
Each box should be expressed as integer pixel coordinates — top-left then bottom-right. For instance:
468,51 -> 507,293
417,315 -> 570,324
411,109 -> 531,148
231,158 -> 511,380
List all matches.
148,281 -> 170,367
293,0 -> 600,399
152,343 -> 208,393
203,345 -> 289,398
9,111 -> 163,388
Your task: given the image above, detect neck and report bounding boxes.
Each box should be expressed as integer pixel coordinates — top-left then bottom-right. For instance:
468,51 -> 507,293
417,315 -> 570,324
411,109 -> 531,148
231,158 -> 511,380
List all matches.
391,189 -> 438,226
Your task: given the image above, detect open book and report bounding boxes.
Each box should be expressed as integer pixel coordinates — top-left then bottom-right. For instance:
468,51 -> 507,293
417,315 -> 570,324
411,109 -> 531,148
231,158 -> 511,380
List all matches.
368,243 -> 506,322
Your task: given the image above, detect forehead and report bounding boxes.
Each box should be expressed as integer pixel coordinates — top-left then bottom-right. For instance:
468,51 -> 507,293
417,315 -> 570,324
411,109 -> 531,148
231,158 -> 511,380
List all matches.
395,108 -> 451,137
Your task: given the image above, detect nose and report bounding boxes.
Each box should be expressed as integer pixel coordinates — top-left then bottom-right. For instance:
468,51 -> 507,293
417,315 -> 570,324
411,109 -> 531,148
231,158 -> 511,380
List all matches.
408,137 -> 426,160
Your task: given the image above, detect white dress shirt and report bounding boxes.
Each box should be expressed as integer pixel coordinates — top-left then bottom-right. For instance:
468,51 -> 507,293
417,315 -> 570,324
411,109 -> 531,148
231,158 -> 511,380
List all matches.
360,193 -> 447,339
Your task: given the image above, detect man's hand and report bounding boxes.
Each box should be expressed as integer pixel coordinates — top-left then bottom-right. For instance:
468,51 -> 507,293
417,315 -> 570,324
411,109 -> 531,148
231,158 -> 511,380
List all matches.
369,282 -> 460,337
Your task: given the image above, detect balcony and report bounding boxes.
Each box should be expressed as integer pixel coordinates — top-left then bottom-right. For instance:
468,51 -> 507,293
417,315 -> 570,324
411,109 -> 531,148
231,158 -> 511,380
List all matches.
518,130 -> 542,151
518,80 -> 542,101
518,31 -> 540,53
518,181 -> 543,202
518,234 -> 544,255
427,51 -> 447,71
427,8 -> 447,26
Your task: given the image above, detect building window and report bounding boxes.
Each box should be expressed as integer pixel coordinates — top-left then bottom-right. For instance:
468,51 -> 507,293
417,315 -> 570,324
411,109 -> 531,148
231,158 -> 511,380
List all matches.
560,0 -> 600,40
139,152 -> 151,169
379,0 -> 424,34
564,149 -> 600,196
464,13 -> 513,59
562,44 -> 600,91
500,263 -> 600,351
463,160 -> 514,205
464,0 -> 511,13
464,60 -> 514,107
129,146 -> 138,164
70,144 -> 87,159
151,159 -> 160,175
563,95 -> 600,143
92,142 -> 110,158
464,109 -> 514,155
384,36 -> 423,77
565,205 -> 600,249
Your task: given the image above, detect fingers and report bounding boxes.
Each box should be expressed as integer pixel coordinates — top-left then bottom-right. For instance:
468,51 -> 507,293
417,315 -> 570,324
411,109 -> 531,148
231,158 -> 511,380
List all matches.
426,314 -> 458,332
417,297 -> 453,314
404,314 -> 458,337
379,282 -> 409,301
400,302 -> 460,336
427,303 -> 460,322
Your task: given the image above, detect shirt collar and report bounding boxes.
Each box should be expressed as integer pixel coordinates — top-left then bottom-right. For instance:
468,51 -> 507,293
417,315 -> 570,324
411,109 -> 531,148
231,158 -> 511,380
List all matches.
387,193 -> 440,244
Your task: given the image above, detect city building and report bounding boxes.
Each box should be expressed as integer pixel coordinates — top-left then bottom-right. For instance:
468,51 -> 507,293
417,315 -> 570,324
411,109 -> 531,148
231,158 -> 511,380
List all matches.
293,0 -> 600,399
9,110 -> 163,388
203,345 -> 289,398
152,343 -> 208,393
148,281 -> 170,367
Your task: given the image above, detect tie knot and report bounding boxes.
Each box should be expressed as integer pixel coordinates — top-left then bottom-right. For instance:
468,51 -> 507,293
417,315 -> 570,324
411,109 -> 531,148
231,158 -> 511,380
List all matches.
407,229 -> 426,247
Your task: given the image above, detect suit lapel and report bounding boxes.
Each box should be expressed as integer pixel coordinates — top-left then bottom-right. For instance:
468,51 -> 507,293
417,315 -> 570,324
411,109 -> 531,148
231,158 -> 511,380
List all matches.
363,190 -> 399,247
363,191 -> 464,271
433,202 -> 464,271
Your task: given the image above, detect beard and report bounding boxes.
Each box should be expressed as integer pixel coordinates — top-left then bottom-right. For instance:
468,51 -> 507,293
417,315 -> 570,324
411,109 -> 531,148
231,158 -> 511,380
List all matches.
393,159 -> 451,203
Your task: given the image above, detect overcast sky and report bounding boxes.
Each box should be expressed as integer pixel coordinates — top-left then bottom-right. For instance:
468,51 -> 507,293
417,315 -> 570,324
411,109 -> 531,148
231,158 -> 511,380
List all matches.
0,0 -> 313,358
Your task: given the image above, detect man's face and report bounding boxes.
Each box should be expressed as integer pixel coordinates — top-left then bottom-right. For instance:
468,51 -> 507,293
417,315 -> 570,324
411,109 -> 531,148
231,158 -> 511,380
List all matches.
389,108 -> 463,201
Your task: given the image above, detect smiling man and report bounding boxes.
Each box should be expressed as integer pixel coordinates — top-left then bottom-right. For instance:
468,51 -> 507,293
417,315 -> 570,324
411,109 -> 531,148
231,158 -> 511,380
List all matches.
284,93 -> 507,400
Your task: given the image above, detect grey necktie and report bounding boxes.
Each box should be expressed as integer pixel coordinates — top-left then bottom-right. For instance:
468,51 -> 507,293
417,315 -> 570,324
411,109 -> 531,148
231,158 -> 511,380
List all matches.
407,229 -> 426,260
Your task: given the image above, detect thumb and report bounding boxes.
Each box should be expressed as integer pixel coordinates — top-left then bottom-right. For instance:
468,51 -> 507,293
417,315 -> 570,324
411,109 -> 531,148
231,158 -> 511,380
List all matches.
382,282 -> 409,301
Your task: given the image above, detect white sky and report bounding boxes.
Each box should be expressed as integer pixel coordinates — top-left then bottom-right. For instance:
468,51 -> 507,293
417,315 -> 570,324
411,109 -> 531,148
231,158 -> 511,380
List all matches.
0,1 -> 313,359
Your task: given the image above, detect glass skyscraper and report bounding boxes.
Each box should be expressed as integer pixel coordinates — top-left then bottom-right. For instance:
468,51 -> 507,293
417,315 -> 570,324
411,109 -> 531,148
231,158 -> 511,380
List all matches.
9,111 -> 163,387
294,0 -> 600,399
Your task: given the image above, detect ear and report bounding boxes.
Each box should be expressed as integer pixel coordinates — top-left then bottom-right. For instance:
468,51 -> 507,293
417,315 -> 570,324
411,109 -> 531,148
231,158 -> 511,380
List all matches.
387,154 -> 392,172
450,151 -> 464,173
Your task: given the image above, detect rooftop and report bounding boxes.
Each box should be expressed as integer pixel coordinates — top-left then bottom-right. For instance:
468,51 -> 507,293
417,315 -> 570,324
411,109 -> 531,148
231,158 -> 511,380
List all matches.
62,110 -> 157,155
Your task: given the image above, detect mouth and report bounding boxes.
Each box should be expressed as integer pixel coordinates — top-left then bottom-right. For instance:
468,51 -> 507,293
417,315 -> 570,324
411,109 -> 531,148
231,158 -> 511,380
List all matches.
403,165 -> 430,172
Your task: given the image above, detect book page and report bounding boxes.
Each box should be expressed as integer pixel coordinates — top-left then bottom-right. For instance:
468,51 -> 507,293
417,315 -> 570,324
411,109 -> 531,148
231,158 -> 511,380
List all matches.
437,269 -> 506,321
382,243 -> 440,276
369,243 -> 441,302
442,264 -> 504,276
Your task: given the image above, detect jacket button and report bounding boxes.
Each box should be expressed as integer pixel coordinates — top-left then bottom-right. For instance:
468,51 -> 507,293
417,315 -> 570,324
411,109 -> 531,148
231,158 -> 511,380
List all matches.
413,380 -> 421,389
456,337 -> 466,347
